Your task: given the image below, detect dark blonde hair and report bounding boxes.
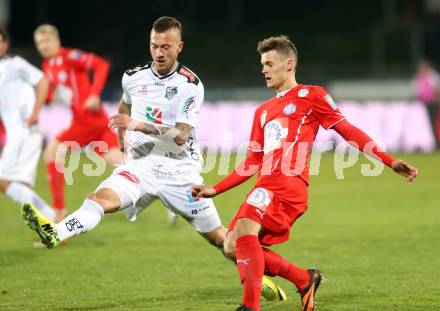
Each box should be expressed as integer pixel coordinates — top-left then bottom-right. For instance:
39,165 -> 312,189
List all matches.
257,35 -> 297,62
152,16 -> 182,35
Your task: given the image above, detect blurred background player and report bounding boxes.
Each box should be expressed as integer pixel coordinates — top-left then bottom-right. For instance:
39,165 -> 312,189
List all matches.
23,16 -> 285,302
412,57 -> 440,147
0,27 -> 55,221
33,24 -> 123,220
191,35 -> 418,311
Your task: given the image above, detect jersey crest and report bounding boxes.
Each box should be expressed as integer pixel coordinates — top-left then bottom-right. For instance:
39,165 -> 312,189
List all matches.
165,86 -> 178,100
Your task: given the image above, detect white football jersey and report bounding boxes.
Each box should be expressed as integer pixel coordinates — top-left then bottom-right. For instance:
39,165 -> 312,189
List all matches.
0,55 -> 43,131
121,62 -> 204,169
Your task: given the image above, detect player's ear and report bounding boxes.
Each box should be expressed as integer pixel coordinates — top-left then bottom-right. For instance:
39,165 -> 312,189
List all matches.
287,58 -> 294,72
178,41 -> 184,53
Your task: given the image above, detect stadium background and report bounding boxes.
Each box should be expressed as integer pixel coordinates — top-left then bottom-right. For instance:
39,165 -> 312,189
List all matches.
0,0 -> 439,310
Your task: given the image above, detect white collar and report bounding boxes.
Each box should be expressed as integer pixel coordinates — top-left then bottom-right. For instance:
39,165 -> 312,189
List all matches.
276,88 -> 292,99
151,61 -> 179,78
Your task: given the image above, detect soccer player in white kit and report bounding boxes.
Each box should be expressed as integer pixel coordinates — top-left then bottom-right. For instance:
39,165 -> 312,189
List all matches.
0,28 -> 55,221
22,17 -> 285,301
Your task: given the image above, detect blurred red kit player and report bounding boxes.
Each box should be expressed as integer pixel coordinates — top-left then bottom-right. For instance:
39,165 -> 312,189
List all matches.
191,36 -> 418,311
34,24 -> 122,218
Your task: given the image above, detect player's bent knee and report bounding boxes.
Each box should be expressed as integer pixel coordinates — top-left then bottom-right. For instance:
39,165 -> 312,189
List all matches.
88,188 -> 121,213
202,226 -> 226,248
235,218 -> 262,237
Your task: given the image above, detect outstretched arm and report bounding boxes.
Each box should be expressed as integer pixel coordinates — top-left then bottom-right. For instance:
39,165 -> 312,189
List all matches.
191,151 -> 262,200
332,119 -> 417,182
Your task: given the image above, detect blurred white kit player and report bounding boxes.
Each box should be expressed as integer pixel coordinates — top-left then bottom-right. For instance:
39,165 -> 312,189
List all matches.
0,28 -> 55,221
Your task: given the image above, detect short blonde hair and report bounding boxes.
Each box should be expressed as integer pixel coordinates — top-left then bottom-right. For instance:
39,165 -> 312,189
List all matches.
257,35 -> 297,60
34,24 -> 59,39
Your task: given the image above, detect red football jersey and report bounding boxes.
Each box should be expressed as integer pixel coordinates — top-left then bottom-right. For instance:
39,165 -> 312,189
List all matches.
249,84 -> 345,186
42,47 -> 110,121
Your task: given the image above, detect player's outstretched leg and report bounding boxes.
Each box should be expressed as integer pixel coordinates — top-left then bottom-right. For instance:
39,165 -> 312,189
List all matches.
22,188 -> 120,248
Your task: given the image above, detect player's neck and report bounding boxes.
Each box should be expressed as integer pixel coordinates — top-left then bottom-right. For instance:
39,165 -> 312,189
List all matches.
275,78 -> 298,94
152,61 -> 179,77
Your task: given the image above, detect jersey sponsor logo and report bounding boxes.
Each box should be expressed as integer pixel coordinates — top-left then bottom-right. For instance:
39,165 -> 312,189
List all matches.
298,88 -> 309,97
324,94 -> 337,110
146,106 -> 162,124
182,97 -> 195,114
178,67 -> 199,85
283,103 -> 296,115
264,119 -> 288,153
247,187 -> 273,215
260,110 -> 267,127
117,170 -> 140,184
165,86 -> 178,100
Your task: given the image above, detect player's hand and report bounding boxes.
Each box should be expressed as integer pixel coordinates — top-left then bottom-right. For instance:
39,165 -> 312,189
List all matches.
391,159 -> 418,183
190,185 -> 217,201
109,114 -> 133,130
85,95 -> 101,111
26,112 -> 39,127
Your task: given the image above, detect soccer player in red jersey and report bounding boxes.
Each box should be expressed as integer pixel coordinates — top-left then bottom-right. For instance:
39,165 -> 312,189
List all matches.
191,36 -> 418,311
33,24 -> 123,219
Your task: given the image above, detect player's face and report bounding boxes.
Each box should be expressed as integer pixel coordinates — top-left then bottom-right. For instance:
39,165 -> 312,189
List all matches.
150,29 -> 183,75
261,50 -> 294,91
0,36 -> 7,58
34,33 -> 60,58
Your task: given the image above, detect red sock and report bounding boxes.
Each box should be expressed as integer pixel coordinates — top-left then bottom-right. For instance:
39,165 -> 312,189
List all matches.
47,161 -> 65,211
236,235 -> 264,311
263,247 -> 310,291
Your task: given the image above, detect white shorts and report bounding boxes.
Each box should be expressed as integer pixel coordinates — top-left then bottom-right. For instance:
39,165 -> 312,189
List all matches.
0,129 -> 42,187
96,158 -> 222,233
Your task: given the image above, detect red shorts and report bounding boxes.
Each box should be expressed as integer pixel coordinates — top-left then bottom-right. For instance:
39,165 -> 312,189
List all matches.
228,176 -> 308,246
56,120 -> 119,156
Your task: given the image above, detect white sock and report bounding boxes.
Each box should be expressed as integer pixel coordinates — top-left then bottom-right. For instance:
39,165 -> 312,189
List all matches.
55,199 -> 104,241
6,182 -> 56,221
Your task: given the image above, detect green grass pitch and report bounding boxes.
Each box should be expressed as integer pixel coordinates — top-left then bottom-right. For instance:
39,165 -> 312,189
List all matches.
0,153 -> 439,310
